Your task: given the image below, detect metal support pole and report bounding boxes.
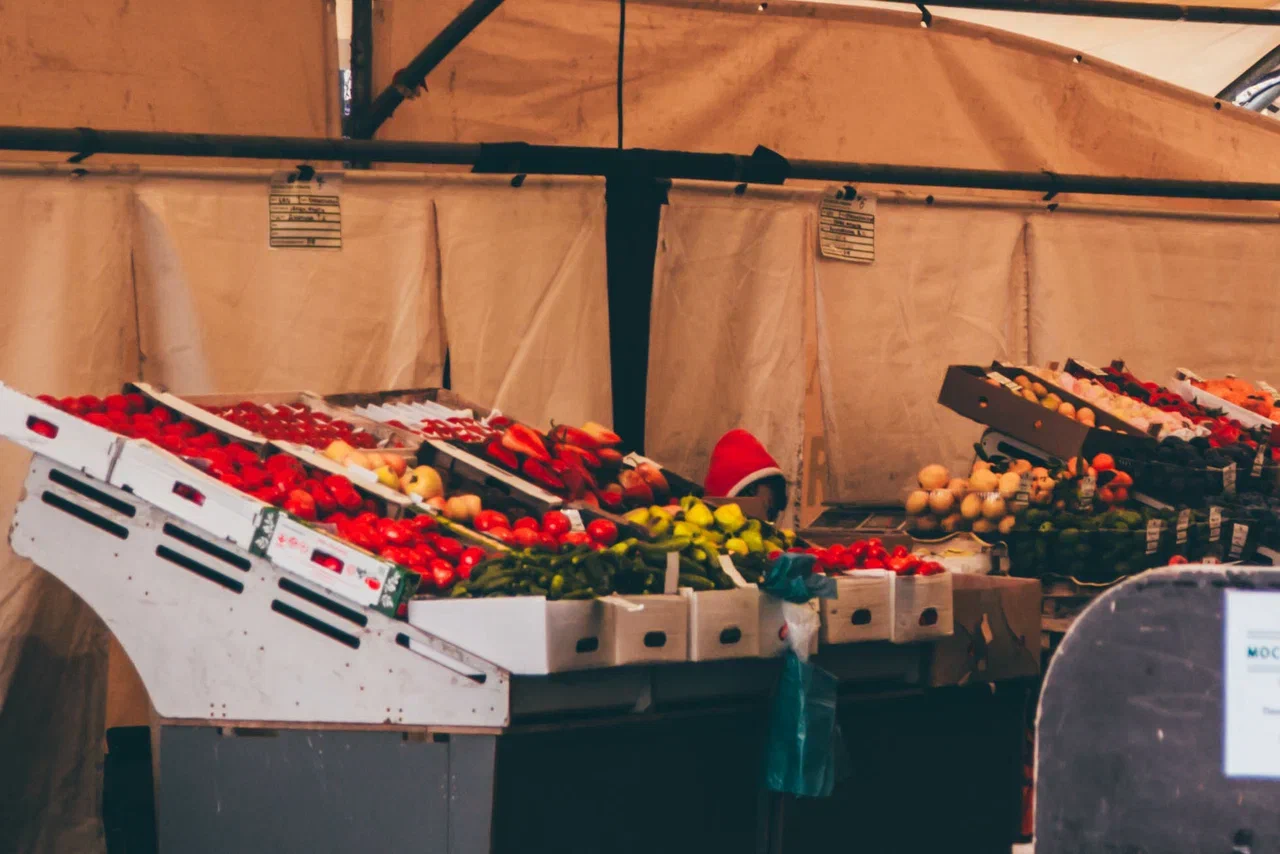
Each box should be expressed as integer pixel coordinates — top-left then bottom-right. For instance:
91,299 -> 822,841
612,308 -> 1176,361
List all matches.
6,125 -> 1280,202
345,0 -> 375,136
350,0 -> 507,139
859,0 -> 1280,23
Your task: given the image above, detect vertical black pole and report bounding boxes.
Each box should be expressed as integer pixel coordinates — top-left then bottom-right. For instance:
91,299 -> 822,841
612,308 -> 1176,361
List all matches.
344,0 -> 374,169
604,175 -> 664,454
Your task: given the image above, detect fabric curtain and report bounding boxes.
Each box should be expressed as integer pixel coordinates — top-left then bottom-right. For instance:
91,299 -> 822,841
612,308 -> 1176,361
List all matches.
0,175 -> 139,854
433,175 -> 613,429
814,201 -> 1028,504
646,185 -> 813,521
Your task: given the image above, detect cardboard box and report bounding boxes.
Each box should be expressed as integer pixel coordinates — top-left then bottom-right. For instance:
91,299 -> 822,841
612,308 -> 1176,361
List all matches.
929,574 -> 1041,686
262,510 -> 418,617
0,383 -> 123,481
604,594 -> 689,665
820,570 -> 893,644
407,596 -> 611,674
937,365 -> 1151,461
890,571 -> 954,643
684,587 -> 760,661
109,439 -> 272,551
800,504 -> 912,548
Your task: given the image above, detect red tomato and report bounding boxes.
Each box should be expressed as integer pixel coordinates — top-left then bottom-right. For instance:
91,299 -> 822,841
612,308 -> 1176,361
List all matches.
561,531 -> 592,549
586,519 -> 618,546
510,527 -> 541,549
513,517 -> 541,532
541,511 -> 572,538
861,557 -> 886,570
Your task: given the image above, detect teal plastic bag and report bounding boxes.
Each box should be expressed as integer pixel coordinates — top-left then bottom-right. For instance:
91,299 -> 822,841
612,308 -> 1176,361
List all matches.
763,652 -> 841,797
761,552 -> 837,604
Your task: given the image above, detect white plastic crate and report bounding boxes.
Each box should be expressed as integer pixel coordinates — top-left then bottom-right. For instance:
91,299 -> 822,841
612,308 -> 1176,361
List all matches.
890,571 -> 955,643
408,596 -> 611,674
109,439 -> 271,551
0,383 -> 122,481
820,570 -> 893,644
263,512 -> 417,615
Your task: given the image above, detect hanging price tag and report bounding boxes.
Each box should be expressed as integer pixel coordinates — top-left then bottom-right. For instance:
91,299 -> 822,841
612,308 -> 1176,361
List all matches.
818,190 -> 876,264
1230,523 -> 1250,560
1015,472 -> 1033,504
1146,519 -> 1163,555
564,508 -> 586,532
1076,475 -> 1096,512
1176,509 -> 1190,546
664,552 -> 680,595
1210,507 -> 1223,543
1222,464 -> 1237,496
987,372 -> 1023,394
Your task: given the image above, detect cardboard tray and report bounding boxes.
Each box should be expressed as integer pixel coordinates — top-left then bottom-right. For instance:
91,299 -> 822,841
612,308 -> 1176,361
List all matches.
0,383 -> 124,482
937,365 -> 1153,461
603,594 -> 690,665
683,587 -> 761,661
407,595 -> 611,674
819,570 -> 894,644
928,574 -> 1041,686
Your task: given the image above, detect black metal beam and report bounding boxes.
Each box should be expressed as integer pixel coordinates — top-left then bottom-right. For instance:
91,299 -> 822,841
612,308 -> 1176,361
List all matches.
349,0 -> 507,139
865,0 -> 1280,23
7,125 -> 1280,202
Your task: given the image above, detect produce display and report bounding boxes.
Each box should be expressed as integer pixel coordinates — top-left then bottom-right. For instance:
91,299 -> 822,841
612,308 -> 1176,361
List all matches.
199,399 -> 390,450
903,460 -> 1025,537
1024,366 -> 1197,438
800,538 -> 946,576
986,374 -> 1096,427
1192,376 -> 1278,419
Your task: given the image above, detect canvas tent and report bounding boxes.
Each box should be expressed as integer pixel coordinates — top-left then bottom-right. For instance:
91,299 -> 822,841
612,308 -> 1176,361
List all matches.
5,0 -> 1280,850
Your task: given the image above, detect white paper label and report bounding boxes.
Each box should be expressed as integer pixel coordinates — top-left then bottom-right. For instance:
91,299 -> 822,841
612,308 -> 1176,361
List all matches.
818,191 -> 876,264
1231,524 -> 1250,559
1176,367 -> 1204,383
1259,380 -> 1280,400
718,554 -> 752,589
1176,509 -> 1190,546
269,171 -> 342,249
1223,590 -> 1280,778
664,551 -> 680,595
986,371 -> 1023,394
1073,359 -> 1106,376
1077,475 -> 1096,512
564,508 -> 586,532
1223,464 -> 1237,497
1145,519 -> 1163,555
1211,506 -> 1223,543
1255,444 -> 1268,479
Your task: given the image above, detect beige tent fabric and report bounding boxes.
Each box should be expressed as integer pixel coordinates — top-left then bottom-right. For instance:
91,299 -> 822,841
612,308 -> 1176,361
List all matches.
373,0 -> 1280,181
646,185 -> 812,519
1026,211 -> 1280,381
133,173 -> 446,393
433,176 -> 613,429
2,0 -> 338,159
815,200 -> 1028,503
0,175 -> 139,854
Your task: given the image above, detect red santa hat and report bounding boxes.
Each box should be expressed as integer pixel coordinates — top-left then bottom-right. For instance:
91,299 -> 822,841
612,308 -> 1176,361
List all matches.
703,429 -> 784,497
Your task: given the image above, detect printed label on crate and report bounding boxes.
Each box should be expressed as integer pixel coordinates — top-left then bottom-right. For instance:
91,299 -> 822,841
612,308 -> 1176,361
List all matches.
1223,464 -> 1237,496
1146,519 -> 1163,555
269,171 -> 342,249
818,190 -> 876,264
1176,509 -> 1190,546
1210,507 -> 1223,543
1231,523 -> 1250,560
718,554 -> 752,589
564,508 -> 586,532
268,515 -> 391,608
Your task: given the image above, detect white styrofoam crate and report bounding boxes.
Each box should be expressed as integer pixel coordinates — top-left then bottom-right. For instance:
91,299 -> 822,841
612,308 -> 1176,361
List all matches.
9,455 -> 508,727
0,383 -> 122,481
683,587 -> 760,661
820,570 -> 893,644
408,596 -> 611,675
1170,371 -> 1276,430
109,439 -> 271,551
604,594 -> 689,666
891,571 -> 955,643
264,513 -> 416,614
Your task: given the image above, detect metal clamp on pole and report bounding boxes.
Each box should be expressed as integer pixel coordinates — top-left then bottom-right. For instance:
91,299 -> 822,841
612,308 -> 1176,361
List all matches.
743,145 -> 790,185
68,127 -> 101,164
